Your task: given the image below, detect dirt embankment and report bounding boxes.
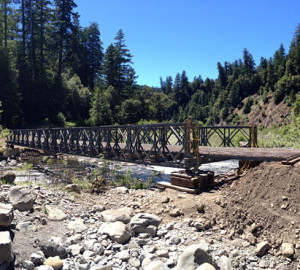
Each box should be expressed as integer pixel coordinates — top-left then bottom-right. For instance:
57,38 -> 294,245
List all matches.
221,162 -> 300,244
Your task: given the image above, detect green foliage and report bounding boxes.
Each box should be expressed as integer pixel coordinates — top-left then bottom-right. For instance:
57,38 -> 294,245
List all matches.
294,96 -> 300,117
243,98 -> 253,114
51,112 -> 66,127
0,3 -> 299,134
89,88 -> 113,126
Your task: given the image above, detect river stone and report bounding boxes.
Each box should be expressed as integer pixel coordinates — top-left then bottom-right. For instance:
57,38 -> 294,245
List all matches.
40,240 -> 68,259
44,257 -> 63,270
255,241 -> 270,257
68,244 -> 84,256
130,213 -> 161,237
8,186 -> 36,211
117,250 -> 130,261
0,171 -> 16,184
23,260 -> 35,270
281,243 -> 294,257
218,255 -> 232,270
45,205 -> 67,221
0,231 -> 14,264
16,221 -> 37,232
144,261 -> 170,270
30,252 -> 45,265
0,203 -> 14,227
99,207 -> 134,224
196,263 -> 216,270
90,264 -> 113,270
67,219 -> 87,232
99,221 -> 130,244
174,244 -> 212,270
35,266 -> 54,270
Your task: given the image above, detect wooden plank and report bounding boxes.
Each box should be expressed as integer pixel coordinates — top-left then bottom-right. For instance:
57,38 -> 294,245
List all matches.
171,176 -> 199,189
157,181 -> 198,194
282,156 -> 300,165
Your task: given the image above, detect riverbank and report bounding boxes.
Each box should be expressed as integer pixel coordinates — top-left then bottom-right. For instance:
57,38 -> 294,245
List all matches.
0,156 -> 299,269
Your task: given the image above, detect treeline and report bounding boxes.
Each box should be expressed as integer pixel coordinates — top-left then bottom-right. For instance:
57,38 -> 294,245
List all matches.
0,1 -> 299,128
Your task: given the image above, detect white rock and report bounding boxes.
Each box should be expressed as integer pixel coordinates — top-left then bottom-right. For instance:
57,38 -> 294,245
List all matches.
68,244 -> 84,256
67,219 -> 87,232
0,231 -> 14,264
118,250 -> 130,261
34,266 -> 54,270
99,221 -> 130,244
129,258 -> 140,267
0,203 -> 14,227
218,255 -> 232,270
45,205 -> 67,221
196,263 -> 216,270
281,243 -> 294,258
145,260 -> 170,270
99,207 -> 134,224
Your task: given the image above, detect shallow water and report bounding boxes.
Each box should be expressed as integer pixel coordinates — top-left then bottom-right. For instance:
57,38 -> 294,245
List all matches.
12,157 -> 239,184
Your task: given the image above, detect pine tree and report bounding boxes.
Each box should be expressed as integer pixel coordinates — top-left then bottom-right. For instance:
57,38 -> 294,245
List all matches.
82,22 -> 103,91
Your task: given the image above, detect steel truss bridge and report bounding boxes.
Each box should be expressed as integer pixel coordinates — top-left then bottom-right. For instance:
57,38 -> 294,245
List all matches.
7,122 -> 300,169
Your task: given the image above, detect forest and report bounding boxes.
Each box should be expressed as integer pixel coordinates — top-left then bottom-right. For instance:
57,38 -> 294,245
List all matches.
0,0 -> 299,129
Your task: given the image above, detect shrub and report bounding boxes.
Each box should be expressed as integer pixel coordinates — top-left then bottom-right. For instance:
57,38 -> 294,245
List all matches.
243,98 -> 253,114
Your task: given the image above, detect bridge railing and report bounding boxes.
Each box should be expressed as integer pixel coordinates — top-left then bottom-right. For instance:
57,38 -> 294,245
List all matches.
7,123 -> 257,167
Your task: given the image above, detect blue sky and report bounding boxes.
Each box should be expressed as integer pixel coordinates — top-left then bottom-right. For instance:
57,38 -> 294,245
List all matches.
75,0 -> 300,87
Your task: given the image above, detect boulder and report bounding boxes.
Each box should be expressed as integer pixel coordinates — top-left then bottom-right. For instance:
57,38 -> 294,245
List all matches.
0,171 -> 16,184
0,203 -> 14,227
174,244 -> 212,270
281,243 -> 294,258
0,231 -> 14,264
43,257 -> 63,270
45,205 -> 67,221
144,261 -> 170,270
255,241 -> 270,257
129,213 -> 161,237
99,207 -> 134,224
8,186 -> 36,211
99,221 -> 130,244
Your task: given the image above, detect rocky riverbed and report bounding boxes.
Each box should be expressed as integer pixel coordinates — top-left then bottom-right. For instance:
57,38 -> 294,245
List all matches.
0,157 -> 299,270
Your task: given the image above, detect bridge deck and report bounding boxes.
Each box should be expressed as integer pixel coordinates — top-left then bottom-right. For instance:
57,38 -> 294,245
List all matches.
197,146 -> 300,161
